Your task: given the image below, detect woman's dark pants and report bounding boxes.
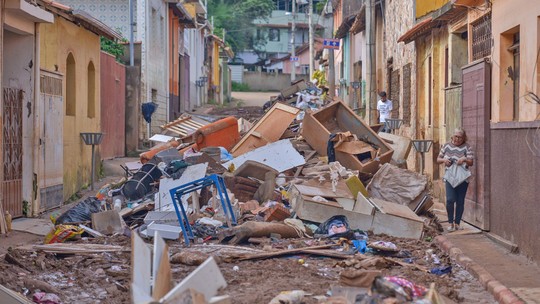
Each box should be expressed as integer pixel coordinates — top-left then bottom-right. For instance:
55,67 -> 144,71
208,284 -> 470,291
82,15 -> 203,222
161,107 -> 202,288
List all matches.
445,181 -> 469,225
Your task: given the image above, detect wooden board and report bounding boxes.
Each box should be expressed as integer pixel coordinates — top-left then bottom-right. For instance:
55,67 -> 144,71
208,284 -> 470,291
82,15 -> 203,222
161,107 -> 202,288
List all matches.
370,198 -> 423,222
224,139 -> 305,173
131,232 -> 152,301
353,193 -> 376,215
231,103 -> 300,157
290,186 -> 373,231
158,163 -> 208,211
294,183 -> 353,199
377,132 -> 412,162
0,284 -> 33,304
91,210 -> 124,235
371,212 -> 424,240
160,257 -> 226,303
153,233 -> 171,300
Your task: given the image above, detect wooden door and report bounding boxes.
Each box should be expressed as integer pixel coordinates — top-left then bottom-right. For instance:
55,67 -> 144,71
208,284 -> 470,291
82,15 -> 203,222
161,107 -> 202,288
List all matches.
37,71 -> 64,212
2,88 -> 23,217
461,59 -> 491,230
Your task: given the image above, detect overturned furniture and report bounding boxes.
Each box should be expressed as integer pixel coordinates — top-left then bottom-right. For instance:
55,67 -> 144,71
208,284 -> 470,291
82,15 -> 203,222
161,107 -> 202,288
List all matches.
302,100 -> 393,174
289,182 -> 424,239
169,174 -> 237,246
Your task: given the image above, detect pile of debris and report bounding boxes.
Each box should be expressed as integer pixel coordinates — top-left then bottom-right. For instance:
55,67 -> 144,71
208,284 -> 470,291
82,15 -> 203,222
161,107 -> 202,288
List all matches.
1,89 -> 464,304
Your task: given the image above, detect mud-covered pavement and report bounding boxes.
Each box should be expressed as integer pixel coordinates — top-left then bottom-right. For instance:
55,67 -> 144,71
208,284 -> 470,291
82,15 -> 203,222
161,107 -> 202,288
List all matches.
0,230 -> 496,303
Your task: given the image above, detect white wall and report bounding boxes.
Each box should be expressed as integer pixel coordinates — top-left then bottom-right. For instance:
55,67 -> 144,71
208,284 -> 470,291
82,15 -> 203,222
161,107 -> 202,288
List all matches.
3,30 -> 35,204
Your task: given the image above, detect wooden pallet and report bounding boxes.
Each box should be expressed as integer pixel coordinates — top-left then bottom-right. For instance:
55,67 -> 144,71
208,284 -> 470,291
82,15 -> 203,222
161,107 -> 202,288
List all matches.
161,116 -> 205,138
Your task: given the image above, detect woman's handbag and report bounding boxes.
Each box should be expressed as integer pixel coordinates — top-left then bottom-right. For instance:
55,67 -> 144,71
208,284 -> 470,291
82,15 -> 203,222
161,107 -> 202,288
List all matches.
443,163 -> 471,188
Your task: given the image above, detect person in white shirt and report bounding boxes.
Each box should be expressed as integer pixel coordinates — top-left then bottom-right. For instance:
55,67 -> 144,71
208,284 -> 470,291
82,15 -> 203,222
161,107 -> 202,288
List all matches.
377,91 -> 393,132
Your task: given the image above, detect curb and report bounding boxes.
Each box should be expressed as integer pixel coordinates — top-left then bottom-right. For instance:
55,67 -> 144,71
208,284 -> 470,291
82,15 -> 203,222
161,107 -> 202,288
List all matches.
434,235 -> 525,304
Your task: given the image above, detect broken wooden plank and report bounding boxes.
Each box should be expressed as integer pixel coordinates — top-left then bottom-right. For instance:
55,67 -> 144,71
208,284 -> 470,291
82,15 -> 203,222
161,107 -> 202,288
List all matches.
79,224 -> 105,238
153,232 -> 172,300
238,244 -> 335,261
231,103 -> 300,157
160,257 -> 226,303
0,284 -> 33,304
131,232 -> 152,301
224,139 -> 305,173
33,243 -> 127,254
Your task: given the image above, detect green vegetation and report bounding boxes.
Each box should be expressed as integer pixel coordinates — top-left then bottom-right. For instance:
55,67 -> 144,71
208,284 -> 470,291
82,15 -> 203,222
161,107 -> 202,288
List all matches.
208,0 -> 274,53
232,81 -> 250,92
100,36 -> 125,61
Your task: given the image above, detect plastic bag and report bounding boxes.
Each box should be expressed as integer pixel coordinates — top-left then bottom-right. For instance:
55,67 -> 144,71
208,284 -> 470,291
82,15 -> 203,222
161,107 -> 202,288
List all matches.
54,197 -> 102,224
315,215 -> 351,236
443,163 -> 471,188
44,224 -> 84,244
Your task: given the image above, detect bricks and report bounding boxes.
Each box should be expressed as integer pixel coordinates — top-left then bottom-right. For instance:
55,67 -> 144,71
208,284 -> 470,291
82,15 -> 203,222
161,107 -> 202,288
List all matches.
435,235 -> 524,304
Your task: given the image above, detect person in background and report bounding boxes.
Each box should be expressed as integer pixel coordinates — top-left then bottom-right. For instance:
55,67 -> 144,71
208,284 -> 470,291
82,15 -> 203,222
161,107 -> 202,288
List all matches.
376,91 -> 393,132
436,127 -> 474,231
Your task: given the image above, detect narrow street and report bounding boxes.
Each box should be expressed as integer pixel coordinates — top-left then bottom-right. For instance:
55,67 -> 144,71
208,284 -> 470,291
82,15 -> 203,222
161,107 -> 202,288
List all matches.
0,0 -> 539,303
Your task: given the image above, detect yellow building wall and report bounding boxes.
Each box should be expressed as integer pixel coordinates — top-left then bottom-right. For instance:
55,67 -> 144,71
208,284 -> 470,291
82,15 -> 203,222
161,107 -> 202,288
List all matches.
40,18 -> 101,200
213,42 -> 220,88
416,0 -> 449,19
415,28 -> 449,188
491,0 -> 540,122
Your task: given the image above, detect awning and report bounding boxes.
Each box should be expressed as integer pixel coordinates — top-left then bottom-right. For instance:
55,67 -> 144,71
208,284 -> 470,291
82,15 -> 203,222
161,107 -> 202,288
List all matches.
335,14 -> 356,39
170,3 -> 196,28
397,17 -> 434,44
350,5 -> 366,34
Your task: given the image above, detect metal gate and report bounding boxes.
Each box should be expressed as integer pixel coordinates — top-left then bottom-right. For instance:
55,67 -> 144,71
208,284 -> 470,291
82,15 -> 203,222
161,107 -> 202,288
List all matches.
461,59 -> 491,230
2,88 -> 23,218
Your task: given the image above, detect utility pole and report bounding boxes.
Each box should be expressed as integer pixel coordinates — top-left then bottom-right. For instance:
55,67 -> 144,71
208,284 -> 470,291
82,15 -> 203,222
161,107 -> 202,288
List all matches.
291,0 -> 296,82
366,0 -> 376,124
308,0 -> 314,80
129,0 -> 134,66
328,2 -> 335,98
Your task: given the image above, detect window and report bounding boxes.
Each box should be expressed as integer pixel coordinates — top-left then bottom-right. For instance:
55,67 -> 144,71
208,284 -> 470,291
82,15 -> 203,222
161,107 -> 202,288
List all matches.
471,13 -> 492,61
87,62 -> 96,118
268,28 -> 280,42
500,26 -> 520,121
66,53 -> 76,116
511,33 -> 520,121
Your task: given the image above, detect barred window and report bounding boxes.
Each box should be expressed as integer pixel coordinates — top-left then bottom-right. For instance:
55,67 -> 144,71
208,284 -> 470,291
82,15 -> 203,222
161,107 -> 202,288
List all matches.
471,13 -> 492,61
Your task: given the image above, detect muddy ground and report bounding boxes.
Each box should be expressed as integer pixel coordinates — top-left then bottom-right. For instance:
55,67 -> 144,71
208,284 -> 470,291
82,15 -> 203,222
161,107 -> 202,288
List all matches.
0,229 -> 496,303
207,105 -> 266,122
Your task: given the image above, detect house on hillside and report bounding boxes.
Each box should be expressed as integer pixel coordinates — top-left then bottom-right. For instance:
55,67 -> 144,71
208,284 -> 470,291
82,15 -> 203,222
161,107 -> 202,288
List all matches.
238,0 -> 327,75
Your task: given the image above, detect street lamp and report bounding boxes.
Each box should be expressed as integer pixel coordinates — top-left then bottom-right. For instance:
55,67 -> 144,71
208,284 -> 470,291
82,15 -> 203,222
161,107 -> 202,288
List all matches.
411,139 -> 433,175
384,118 -> 403,134
80,132 -> 104,191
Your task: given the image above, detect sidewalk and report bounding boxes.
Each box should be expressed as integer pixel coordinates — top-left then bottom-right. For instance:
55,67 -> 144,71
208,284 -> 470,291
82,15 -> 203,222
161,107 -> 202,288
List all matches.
432,202 -> 540,304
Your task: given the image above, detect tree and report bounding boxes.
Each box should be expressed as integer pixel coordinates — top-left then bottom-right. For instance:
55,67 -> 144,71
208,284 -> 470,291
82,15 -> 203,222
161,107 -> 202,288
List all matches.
100,36 -> 125,62
208,0 -> 274,54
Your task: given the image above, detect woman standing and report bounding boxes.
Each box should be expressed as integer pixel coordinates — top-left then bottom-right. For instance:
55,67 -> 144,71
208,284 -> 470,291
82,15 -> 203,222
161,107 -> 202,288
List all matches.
436,128 -> 474,231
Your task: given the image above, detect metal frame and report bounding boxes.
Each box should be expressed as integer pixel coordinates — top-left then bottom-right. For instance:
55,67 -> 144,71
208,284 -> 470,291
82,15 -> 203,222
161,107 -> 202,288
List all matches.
169,174 -> 237,245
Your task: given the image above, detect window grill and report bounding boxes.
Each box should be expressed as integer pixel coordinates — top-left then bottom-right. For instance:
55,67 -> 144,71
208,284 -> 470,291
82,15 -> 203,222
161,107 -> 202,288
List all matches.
471,13 -> 492,61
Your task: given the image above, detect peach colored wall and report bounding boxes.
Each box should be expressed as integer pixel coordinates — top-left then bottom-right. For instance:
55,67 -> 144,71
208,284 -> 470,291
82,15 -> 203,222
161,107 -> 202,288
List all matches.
492,0 -> 540,122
